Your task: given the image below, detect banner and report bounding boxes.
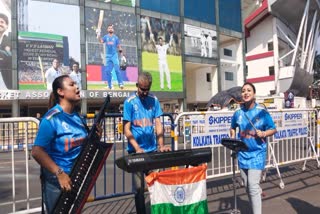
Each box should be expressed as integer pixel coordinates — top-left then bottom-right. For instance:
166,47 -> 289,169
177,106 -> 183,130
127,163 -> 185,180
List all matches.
141,16 -> 182,92
0,0 -> 12,89
17,0 -> 80,90
85,8 -> 138,90
146,165 -> 208,214
184,24 -> 217,59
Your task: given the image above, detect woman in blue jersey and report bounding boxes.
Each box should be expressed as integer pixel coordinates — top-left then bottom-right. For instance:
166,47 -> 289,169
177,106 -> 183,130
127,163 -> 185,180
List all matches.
32,75 -> 95,213
230,82 -> 277,214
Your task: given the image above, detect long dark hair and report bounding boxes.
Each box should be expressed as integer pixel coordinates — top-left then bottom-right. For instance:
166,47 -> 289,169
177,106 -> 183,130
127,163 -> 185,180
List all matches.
48,75 -> 70,109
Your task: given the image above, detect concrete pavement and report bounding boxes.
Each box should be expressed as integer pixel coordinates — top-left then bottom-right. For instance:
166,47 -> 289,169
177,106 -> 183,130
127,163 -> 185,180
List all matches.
82,160 -> 320,214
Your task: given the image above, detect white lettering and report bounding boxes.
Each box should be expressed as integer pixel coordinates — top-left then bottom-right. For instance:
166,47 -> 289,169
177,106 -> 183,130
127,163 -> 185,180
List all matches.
89,92 -> 95,97
0,91 -> 21,100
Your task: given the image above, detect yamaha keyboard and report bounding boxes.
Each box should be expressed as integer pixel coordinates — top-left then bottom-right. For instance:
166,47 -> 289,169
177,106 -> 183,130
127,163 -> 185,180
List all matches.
115,147 -> 212,173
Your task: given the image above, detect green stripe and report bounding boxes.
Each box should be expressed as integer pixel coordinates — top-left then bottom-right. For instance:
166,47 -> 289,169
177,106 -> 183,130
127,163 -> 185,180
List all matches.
18,31 -> 63,41
151,200 -> 208,214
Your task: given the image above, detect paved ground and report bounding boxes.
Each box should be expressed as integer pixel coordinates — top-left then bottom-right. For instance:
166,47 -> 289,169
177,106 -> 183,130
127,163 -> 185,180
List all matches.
82,160 -> 320,214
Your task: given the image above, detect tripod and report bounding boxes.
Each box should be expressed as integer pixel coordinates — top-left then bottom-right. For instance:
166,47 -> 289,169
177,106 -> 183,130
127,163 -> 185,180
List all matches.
221,138 -> 248,214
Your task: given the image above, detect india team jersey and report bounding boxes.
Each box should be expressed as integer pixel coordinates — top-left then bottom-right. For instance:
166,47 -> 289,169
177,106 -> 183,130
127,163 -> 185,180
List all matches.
123,93 -> 163,153
102,34 -> 120,57
231,103 -> 276,170
34,104 -> 88,174
156,44 -> 169,61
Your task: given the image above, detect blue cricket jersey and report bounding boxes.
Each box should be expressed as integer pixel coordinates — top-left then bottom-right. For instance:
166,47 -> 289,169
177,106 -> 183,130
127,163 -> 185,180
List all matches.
102,34 -> 120,57
123,92 -> 163,153
231,103 -> 276,170
34,104 -> 88,174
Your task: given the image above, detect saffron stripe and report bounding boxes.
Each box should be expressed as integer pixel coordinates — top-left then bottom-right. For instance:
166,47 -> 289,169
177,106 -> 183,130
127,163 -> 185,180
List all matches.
146,164 -> 207,186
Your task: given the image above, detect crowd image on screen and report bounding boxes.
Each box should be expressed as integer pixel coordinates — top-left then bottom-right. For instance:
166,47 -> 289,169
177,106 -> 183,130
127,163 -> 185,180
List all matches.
19,61 -> 69,83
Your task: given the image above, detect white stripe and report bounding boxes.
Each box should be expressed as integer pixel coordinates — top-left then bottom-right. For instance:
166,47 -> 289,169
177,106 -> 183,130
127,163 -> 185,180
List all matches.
148,180 -> 207,206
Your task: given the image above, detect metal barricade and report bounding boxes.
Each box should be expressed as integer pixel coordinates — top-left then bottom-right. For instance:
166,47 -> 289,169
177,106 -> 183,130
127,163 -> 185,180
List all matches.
0,113 -> 175,213
173,109 -> 320,189
4,109 -> 318,212
0,117 -> 41,214
86,113 -> 175,202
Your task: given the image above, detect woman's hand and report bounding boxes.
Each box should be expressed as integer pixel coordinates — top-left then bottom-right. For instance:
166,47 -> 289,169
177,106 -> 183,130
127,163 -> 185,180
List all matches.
256,130 -> 266,138
57,172 -> 72,192
96,123 -> 103,139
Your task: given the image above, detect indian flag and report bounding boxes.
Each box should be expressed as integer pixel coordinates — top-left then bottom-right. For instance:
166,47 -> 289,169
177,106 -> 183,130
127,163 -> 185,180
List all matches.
145,164 -> 208,214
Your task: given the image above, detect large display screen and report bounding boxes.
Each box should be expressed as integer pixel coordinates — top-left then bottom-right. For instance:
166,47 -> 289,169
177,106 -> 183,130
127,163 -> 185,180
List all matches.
104,0 -> 136,7
85,8 -> 138,91
141,16 -> 182,92
17,0 -> 80,90
184,24 -> 217,59
0,0 -> 12,89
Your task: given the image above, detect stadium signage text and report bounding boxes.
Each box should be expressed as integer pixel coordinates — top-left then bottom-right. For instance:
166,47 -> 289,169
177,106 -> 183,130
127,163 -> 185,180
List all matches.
284,113 -> 303,120
192,133 -> 230,148
0,90 -> 130,100
274,127 -> 308,140
208,115 -> 232,124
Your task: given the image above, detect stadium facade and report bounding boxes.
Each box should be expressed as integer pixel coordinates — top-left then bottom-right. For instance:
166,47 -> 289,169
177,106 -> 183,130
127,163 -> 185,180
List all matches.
0,0 -> 244,117
245,0 -> 320,101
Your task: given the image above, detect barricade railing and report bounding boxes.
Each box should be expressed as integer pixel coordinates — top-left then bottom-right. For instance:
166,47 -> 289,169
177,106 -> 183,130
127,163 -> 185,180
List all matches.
173,108 -> 320,189
0,113 -> 175,213
3,109 -> 318,213
0,117 -> 41,214
85,112 -> 175,202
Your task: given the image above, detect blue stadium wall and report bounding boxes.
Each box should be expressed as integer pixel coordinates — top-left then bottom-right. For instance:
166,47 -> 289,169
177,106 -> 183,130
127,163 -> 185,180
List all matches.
141,0 -> 241,32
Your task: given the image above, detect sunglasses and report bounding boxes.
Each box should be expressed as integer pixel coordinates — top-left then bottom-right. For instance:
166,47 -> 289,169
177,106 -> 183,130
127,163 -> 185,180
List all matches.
136,83 -> 150,92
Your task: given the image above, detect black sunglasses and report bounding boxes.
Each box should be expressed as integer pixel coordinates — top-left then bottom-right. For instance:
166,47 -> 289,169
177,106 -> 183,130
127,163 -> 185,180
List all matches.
136,83 -> 150,92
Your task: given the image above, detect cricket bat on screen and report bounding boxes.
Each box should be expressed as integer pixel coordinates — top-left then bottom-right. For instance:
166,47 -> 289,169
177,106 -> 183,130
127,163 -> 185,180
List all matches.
97,10 -> 104,38
38,55 -> 46,88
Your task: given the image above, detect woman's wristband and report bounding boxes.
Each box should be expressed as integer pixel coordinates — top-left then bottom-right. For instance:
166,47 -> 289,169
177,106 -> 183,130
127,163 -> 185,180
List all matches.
55,168 -> 64,176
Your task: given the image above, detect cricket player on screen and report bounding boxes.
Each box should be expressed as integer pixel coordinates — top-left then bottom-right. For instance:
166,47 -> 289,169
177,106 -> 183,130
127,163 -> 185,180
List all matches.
96,24 -> 124,90
150,35 -> 173,90
45,59 -> 61,90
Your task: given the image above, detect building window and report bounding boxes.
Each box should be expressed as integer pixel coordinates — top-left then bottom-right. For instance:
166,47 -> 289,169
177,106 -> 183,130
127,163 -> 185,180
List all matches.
223,48 -> 232,57
206,73 -> 211,82
268,42 -> 273,51
245,65 -> 248,77
225,72 -> 234,81
269,66 -> 275,76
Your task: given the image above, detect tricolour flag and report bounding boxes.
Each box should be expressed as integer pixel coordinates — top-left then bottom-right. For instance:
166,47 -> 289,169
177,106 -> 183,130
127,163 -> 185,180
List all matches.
145,164 -> 208,214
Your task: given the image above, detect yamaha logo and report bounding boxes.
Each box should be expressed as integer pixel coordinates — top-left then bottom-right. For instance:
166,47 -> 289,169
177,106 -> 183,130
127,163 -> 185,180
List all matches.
174,187 -> 185,203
